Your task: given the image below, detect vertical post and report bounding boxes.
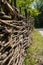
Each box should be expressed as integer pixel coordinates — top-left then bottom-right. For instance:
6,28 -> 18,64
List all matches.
0,0 -> 2,11
14,0 -> 16,7
10,0 -> 12,6
19,7 -> 22,14
24,8 -> 27,18
0,3 -> 1,11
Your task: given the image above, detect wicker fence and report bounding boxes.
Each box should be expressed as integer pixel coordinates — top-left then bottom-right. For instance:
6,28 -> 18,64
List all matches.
0,19 -> 33,65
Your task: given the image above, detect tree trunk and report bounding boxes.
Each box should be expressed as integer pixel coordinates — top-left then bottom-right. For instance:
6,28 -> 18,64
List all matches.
0,4 -> 1,11
24,8 -> 27,18
19,7 -> 22,14
14,0 -> 16,7
10,0 -> 13,6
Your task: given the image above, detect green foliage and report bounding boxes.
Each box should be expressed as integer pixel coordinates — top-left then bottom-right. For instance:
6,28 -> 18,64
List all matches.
28,8 -> 40,17
9,0 -> 14,3
34,0 -> 43,12
3,0 -> 35,17
17,0 -> 34,16
33,0 -> 43,27
24,56 -> 35,65
17,0 -> 34,8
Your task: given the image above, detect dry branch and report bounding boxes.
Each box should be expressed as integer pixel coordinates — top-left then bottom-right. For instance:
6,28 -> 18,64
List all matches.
0,1 -> 34,65
0,0 -> 24,20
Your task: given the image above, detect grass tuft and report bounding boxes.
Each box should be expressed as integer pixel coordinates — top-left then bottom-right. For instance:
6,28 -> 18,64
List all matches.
24,29 -> 43,65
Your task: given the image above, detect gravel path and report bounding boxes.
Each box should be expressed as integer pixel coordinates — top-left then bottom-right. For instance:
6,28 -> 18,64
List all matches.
37,28 -> 43,36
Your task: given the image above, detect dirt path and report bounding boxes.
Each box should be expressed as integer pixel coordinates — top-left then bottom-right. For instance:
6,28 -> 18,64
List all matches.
37,28 -> 43,36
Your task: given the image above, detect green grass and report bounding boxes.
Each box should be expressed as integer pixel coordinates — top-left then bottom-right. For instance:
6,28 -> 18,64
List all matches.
24,29 -> 43,65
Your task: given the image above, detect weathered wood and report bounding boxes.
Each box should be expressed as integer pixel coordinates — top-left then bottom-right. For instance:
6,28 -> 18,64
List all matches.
0,1 -> 34,65
0,15 -> 11,20
0,11 -> 5,16
0,19 -> 33,65
0,0 -> 24,20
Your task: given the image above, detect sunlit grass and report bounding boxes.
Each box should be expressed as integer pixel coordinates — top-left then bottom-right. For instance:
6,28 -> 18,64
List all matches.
24,29 -> 43,65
